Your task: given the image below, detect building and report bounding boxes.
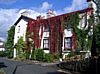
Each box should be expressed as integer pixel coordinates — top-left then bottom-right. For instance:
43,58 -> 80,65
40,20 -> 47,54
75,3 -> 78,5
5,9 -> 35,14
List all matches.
26,8 -> 93,55
0,40 -> 5,51
13,13 -> 36,58
13,0 -> 96,58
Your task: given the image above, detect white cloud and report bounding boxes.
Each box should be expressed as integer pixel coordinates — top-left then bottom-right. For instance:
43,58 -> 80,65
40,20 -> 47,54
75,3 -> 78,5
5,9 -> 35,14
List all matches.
64,0 -> 88,13
41,2 -> 52,10
0,8 -> 49,41
0,9 -> 19,41
0,0 -> 17,4
0,0 -> 88,41
0,2 -> 53,41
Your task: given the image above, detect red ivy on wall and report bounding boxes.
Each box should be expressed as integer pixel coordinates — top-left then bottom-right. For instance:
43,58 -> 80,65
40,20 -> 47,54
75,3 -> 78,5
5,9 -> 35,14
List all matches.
26,8 -> 93,53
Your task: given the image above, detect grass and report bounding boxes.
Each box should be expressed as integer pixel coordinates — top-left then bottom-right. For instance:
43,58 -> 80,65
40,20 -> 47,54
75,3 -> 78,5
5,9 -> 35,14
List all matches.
0,69 -> 6,74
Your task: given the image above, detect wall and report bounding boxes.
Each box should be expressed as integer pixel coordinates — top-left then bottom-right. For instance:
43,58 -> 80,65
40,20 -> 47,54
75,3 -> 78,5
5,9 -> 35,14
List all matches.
13,17 -> 28,58
14,19 -> 28,45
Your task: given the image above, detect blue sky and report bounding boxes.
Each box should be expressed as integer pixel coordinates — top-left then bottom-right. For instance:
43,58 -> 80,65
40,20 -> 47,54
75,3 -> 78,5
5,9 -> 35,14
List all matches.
0,0 -> 88,41
0,0 -> 72,10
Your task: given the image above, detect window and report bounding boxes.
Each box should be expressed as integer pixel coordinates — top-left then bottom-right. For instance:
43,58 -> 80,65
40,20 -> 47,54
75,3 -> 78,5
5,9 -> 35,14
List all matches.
18,26 -> 20,33
64,37 -> 72,49
44,25 -> 49,32
43,38 -> 49,49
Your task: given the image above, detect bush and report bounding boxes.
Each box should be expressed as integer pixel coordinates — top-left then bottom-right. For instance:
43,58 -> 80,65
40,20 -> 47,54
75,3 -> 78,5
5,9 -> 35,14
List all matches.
44,53 -> 53,62
53,54 -> 60,60
15,53 -> 26,61
6,49 -> 13,58
0,51 -> 6,57
31,50 -> 35,60
25,51 -> 30,59
68,51 -> 75,57
34,49 -> 44,61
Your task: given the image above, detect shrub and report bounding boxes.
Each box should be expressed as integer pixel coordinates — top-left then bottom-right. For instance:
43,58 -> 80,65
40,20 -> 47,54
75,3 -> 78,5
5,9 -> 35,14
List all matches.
31,50 -> 35,60
15,53 -> 26,61
6,49 -> 13,58
0,51 -> 6,57
68,51 -> 75,57
53,54 -> 60,60
25,50 -> 30,59
44,53 -> 53,62
34,49 -> 44,61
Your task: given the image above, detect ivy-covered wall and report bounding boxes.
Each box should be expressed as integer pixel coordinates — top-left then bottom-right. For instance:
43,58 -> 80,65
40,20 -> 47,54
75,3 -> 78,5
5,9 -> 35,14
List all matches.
26,8 -> 93,54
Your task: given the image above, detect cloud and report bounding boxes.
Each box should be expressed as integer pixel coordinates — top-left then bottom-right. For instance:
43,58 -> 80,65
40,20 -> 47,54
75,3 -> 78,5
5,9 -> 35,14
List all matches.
0,8 -> 49,41
41,2 -> 52,10
64,0 -> 88,13
0,1 -> 88,41
0,2 -> 53,41
0,0 -> 17,4
0,8 -> 19,41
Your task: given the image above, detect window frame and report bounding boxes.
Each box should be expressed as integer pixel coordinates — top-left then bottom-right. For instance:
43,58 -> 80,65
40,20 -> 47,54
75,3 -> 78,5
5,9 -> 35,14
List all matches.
64,37 -> 73,50
43,37 -> 49,50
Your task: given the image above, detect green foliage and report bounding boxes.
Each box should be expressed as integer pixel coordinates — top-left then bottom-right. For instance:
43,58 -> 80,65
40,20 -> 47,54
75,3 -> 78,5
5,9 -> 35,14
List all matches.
63,13 -> 80,31
0,51 -> 6,57
44,53 -> 53,62
74,50 -> 80,55
25,50 -> 30,59
68,51 -> 75,57
31,50 -> 35,60
15,53 -> 26,61
15,37 -> 26,54
95,23 -> 100,53
5,25 -> 15,58
34,49 -> 44,61
15,37 -> 27,60
6,49 -> 13,58
53,54 -> 60,60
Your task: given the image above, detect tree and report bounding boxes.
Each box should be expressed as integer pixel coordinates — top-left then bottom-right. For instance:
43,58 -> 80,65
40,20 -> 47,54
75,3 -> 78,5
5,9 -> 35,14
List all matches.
5,25 -> 15,58
94,0 -> 100,15
90,0 -> 100,56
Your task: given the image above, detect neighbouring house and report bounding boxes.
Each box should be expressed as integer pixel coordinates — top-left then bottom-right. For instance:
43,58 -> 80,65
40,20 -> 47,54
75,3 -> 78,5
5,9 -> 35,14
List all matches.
0,40 -> 5,51
13,0 -> 97,58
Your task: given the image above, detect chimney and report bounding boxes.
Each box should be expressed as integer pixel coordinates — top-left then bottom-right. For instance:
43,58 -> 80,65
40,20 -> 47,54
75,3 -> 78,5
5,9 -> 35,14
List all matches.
47,9 -> 55,18
37,15 -> 42,21
87,0 -> 92,2
21,11 -> 29,16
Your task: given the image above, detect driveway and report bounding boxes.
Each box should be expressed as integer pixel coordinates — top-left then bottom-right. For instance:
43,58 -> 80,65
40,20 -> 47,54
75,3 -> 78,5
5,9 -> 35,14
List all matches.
0,58 -> 68,74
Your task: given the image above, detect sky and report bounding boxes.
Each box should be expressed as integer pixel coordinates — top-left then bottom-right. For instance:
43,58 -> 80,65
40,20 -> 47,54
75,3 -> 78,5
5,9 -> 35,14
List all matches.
0,0 -> 88,41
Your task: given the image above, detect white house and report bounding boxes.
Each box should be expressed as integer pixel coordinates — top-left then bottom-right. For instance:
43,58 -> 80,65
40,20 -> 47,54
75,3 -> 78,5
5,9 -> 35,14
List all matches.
0,40 -> 5,51
13,13 -> 35,58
